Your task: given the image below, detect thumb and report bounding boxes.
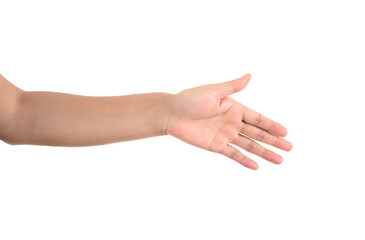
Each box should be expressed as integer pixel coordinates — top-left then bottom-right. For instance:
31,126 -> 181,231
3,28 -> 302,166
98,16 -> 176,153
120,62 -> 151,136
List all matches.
215,73 -> 251,97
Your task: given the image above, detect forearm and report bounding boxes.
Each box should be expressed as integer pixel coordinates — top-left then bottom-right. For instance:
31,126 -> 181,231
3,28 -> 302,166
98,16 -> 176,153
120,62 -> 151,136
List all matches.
7,91 -> 172,146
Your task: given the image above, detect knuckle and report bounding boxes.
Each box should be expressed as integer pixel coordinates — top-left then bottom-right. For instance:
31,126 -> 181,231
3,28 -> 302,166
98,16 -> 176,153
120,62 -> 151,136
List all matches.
218,147 -> 226,155
254,114 -> 262,126
246,140 -> 255,152
256,130 -> 265,141
273,136 -> 280,147
237,154 -> 247,165
229,149 -> 240,160
261,148 -> 268,158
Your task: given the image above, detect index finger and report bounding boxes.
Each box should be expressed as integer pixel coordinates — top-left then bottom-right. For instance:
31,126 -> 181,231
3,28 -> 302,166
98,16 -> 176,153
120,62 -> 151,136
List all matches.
241,105 -> 288,137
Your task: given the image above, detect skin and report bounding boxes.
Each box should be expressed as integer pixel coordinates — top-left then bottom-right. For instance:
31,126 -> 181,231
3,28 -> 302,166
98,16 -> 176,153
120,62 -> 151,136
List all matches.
0,73 -> 292,170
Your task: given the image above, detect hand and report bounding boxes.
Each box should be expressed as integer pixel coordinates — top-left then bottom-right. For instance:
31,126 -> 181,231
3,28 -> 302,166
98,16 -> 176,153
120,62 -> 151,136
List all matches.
165,73 -> 293,170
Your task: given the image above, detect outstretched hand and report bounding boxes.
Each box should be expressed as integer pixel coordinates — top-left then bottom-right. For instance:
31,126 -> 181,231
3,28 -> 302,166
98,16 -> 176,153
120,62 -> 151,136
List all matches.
165,74 -> 292,170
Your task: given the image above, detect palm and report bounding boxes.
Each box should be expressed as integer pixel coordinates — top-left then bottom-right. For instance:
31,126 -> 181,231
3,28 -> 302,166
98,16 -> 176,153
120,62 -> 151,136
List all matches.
165,74 -> 292,170
167,89 -> 242,153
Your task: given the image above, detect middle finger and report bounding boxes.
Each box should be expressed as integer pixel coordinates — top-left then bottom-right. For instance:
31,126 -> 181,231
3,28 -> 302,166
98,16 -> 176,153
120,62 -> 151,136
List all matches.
241,121 -> 293,151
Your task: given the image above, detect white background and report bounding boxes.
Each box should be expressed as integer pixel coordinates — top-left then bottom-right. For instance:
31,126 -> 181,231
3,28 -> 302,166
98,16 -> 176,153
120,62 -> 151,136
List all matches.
1,0 -> 364,239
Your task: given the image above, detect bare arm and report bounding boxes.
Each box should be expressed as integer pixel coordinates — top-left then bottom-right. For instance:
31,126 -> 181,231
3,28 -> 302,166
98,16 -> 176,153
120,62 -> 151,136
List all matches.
0,74 -> 171,146
0,73 -> 292,170
0,74 -> 24,143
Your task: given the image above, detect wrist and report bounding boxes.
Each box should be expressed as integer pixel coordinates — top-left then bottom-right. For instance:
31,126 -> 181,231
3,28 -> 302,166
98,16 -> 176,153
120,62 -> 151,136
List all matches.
158,92 -> 176,136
